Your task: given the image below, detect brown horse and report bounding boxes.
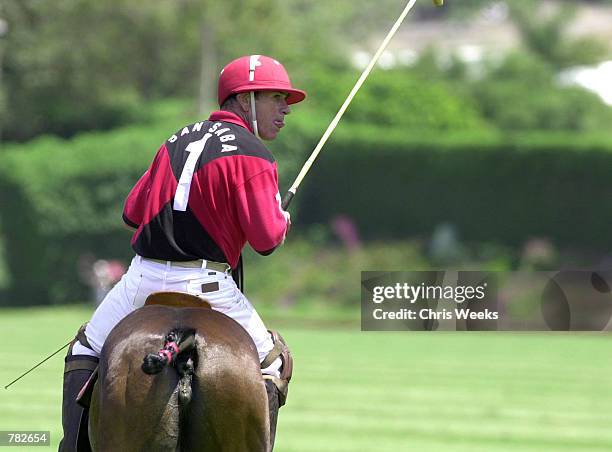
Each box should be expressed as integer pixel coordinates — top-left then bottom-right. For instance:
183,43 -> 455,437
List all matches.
87,296 -> 270,451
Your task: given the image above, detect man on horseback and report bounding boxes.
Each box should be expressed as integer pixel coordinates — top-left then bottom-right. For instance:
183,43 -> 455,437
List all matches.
60,55 -> 304,451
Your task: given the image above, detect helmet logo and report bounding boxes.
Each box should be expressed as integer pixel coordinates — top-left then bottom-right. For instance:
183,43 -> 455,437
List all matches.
249,55 -> 262,82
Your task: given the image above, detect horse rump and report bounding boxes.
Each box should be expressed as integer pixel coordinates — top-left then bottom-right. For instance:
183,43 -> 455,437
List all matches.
89,305 -> 269,451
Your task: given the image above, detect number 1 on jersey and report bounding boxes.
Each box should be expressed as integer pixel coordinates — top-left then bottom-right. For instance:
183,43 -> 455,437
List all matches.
173,133 -> 212,211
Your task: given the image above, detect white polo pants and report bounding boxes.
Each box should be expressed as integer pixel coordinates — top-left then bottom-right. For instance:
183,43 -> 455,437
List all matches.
72,255 -> 281,377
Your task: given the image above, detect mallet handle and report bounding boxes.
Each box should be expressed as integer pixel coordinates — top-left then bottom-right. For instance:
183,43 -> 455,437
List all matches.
282,0 -> 419,210
281,190 -> 295,211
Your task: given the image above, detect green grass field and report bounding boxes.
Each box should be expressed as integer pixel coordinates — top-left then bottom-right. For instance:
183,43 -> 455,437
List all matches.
1,305 -> 611,451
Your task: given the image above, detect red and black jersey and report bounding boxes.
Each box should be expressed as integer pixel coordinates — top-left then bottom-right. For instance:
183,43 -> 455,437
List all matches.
123,111 -> 289,268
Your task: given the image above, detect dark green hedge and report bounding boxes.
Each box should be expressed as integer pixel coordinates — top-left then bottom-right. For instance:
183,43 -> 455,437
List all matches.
298,126 -> 612,251
2,118 -> 612,305
0,125 -> 175,305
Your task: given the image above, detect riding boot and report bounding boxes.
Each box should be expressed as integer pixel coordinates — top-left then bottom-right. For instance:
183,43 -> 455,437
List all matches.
58,354 -> 98,452
261,331 -> 292,451
265,378 -> 281,450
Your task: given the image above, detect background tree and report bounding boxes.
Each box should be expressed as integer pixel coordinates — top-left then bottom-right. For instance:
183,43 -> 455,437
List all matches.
509,0 -> 609,68
1,0 -> 611,143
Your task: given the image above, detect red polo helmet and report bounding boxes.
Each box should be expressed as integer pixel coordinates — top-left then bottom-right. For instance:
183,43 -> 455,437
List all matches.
218,55 -> 306,107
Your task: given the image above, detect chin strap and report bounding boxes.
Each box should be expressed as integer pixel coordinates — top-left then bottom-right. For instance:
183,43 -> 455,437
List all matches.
249,55 -> 261,139
250,90 -> 259,139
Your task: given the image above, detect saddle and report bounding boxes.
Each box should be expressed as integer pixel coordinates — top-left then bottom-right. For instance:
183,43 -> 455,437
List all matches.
145,291 -> 212,309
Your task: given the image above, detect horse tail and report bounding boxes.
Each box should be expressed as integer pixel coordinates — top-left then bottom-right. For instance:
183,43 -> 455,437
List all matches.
142,327 -> 196,374
142,327 -> 197,406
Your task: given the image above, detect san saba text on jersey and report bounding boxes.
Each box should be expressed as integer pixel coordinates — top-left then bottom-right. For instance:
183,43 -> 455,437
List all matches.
168,121 -> 238,153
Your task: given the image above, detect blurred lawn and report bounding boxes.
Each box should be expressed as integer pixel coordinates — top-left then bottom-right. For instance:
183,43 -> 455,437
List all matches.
1,305 -> 611,451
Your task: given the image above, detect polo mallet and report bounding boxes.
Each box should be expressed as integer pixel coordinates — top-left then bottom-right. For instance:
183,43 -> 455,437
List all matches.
281,0 -> 444,210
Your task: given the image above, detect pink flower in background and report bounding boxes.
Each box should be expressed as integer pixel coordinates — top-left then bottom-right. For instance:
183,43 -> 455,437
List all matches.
331,215 -> 361,252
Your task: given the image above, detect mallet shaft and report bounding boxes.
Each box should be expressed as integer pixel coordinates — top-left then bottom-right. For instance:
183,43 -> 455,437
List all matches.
4,340 -> 72,389
282,0 -> 418,210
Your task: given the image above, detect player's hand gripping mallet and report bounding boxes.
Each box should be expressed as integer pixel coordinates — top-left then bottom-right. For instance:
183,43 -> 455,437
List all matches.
281,0 -> 443,210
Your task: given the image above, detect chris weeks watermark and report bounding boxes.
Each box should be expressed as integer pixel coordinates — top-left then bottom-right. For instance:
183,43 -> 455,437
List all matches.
361,271 -> 612,331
